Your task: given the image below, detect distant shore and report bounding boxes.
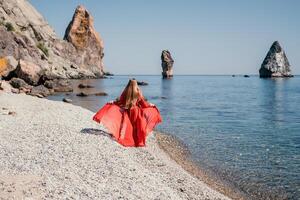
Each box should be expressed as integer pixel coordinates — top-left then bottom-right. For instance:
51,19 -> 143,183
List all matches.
0,92 -> 230,200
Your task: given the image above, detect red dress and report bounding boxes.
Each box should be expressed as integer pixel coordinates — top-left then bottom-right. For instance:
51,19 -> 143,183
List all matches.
93,93 -> 162,147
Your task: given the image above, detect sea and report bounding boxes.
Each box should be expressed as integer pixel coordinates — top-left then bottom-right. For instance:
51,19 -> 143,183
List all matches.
47,75 -> 300,200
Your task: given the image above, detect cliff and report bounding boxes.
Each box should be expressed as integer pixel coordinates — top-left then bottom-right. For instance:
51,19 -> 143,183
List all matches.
0,0 -> 106,83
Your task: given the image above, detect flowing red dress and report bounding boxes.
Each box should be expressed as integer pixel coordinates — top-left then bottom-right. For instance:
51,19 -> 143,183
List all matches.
93,92 -> 162,147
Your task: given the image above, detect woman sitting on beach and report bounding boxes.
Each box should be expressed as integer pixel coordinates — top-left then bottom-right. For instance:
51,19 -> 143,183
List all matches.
93,79 -> 162,147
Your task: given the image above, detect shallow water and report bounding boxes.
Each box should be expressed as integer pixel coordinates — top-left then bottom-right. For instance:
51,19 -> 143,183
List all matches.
47,75 -> 300,199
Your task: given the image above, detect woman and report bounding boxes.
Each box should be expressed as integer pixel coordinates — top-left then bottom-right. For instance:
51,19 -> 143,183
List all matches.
93,79 -> 162,147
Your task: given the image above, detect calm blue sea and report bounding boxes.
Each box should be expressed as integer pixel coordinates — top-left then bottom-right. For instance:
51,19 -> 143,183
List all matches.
47,75 -> 300,200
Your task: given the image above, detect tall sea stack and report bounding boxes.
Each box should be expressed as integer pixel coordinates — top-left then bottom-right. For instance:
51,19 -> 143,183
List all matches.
161,50 -> 174,78
259,41 -> 292,78
64,5 -> 105,77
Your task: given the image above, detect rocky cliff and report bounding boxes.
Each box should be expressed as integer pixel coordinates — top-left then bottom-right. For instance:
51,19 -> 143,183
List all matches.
64,5 -> 104,76
0,0 -> 106,83
259,41 -> 292,78
161,50 -> 174,78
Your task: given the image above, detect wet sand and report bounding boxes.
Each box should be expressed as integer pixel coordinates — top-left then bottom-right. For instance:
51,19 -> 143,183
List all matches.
155,133 -> 248,200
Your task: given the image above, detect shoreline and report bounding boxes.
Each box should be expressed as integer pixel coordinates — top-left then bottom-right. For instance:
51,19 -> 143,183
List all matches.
0,92 -> 231,199
155,133 -> 247,200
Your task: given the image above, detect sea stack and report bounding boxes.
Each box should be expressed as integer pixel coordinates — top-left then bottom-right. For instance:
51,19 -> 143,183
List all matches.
64,5 -> 105,76
161,50 -> 174,78
259,41 -> 293,78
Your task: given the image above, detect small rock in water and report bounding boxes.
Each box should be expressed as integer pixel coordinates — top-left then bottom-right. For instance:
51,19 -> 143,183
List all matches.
76,92 -> 89,97
62,98 -> 72,103
137,81 -> 148,86
78,83 -> 94,88
244,75 -> 250,78
94,92 -> 108,96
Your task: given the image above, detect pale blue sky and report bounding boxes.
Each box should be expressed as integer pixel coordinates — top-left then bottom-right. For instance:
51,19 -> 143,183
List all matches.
30,0 -> 300,75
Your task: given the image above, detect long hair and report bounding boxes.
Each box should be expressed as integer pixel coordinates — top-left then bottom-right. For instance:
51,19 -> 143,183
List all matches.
119,79 -> 140,109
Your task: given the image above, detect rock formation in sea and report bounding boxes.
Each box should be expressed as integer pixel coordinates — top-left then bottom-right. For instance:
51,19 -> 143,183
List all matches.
0,0 -> 109,96
259,41 -> 293,78
161,50 -> 174,78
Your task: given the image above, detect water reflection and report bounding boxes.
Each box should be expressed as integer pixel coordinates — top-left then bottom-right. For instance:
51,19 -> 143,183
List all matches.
159,78 -> 174,131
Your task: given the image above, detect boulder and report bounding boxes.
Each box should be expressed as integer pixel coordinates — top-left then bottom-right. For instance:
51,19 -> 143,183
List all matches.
44,79 -> 73,92
161,50 -> 174,78
64,5 -> 105,76
15,60 -> 43,85
0,56 -> 18,78
259,41 -> 293,78
10,77 -> 31,89
30,85 -> 51,97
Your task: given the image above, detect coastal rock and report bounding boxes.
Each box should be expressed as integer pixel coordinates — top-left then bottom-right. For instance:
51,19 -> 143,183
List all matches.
64,5 -> 105,77
44,79 -> 73,92
161,50 -> 174,78
0,56 -> 18,78
0,0 -> 109,82
15,60 -> 43,85
259,41 -> 293,78
10,77 -> 31,89
30,85 -> 51,97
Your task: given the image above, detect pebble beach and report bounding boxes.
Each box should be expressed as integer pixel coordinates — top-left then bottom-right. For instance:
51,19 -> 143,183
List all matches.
0,92 -> 230,200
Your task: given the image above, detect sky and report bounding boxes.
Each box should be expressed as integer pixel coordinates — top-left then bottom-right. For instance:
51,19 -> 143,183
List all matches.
29,0 -> 300,75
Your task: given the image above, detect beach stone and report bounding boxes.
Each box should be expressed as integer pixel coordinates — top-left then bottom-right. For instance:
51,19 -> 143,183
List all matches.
0,56 -> 18,78
64,5 -> 105,77
259,41 -> 293,78
0,0 -> 108,80
8,111 -> 16,116
15,60 -> 43,85
161,50 -> 174,78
